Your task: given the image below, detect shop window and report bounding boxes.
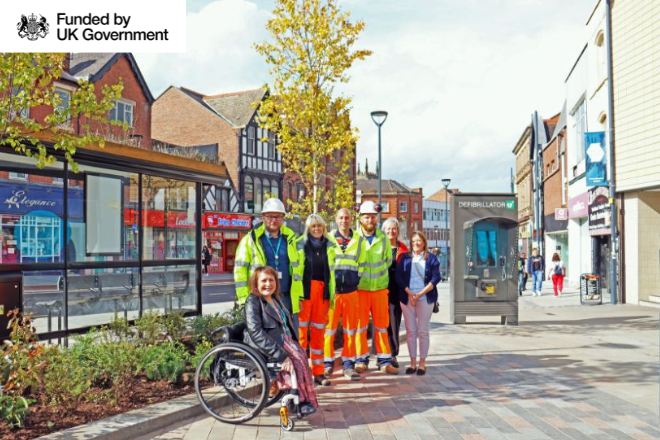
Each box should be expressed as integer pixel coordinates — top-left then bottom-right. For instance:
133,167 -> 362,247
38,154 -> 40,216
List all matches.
271,182 -> 279,199
244,176 -> 254,212
22,271 -> 65,334
110,100 -> 134,127
142,175 -> 196,261
8,172 -> 28,180
67,165 -> 138,263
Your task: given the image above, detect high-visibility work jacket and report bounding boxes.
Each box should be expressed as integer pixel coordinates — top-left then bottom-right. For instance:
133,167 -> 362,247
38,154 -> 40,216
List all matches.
233,224 -> 301,304
329,229 -> 366,293
293,234 -> 336,313
356,227 -> 391,292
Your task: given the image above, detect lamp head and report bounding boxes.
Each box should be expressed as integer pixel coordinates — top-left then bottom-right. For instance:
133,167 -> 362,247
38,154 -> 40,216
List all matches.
370,110 -> 388,126
441,178 -> 451,188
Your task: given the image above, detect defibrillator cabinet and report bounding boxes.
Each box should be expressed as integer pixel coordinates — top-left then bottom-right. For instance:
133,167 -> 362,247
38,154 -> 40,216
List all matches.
450,194 -> 519,325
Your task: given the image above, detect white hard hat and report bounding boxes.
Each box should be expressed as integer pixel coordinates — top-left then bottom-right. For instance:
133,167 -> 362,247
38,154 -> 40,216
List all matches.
262,198 -> 287,214
359,201 -> 379,215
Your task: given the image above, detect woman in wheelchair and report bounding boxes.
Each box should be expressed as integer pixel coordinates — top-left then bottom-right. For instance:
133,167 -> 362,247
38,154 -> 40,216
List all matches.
244,266 -> 318,416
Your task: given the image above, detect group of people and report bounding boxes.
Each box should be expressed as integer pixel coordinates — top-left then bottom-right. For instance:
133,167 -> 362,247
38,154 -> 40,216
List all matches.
517,248 -> 566,297
233,198 -> 442,414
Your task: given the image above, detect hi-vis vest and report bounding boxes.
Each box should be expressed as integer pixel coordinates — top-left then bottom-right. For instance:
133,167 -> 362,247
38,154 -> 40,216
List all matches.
356,227 -> 392,291
329,229 -> 366,292
233,224 -> 301,304
292,234 -> 336,313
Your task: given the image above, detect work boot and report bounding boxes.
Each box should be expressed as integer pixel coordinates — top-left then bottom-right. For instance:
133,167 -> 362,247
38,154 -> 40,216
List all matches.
314,375 -> 331,386
379,364 -> 399,375
343,368 -> 361,381
323,366 -> 333,378
354,363 -> 368,374
391,357 -> 399,368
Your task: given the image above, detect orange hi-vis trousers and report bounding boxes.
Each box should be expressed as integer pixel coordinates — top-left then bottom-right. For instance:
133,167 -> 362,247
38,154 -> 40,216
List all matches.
298,280 -> 329,376
356,289 -> 392,366
323,290 -> 359,369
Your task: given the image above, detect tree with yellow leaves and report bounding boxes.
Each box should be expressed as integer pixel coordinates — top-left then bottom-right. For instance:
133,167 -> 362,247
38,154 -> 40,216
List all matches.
255,0 -> 371,218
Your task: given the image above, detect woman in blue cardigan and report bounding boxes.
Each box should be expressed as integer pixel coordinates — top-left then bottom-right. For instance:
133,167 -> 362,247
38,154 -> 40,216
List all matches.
395,231 -> 441,375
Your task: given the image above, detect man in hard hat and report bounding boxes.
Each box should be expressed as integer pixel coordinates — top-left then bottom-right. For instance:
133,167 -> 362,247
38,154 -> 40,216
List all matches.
354,201 -> 398,374
234,198 -> 302,330
323,207 -> 366,381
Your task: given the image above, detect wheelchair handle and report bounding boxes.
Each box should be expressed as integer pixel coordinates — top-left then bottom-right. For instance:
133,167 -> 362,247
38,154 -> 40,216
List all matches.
210,326 -> 230,342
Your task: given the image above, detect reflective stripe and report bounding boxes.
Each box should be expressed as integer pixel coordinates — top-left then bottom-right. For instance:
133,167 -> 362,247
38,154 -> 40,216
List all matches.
325,329 -> 337,336
329,264 -> 335,271
356,236 -> 364,260
374,326 -> 388,333
250,263 -> 264,271
299,321 -> 309,328
341,356 -> 356,362
334,264 -> 358,272
234,261 -> 250,268
312,359 -> 324,365
310,348 -> 324,355
343,328 -> 357,336
336,254 -> 357,261
361,268 -> 388,279
356,326 -> 368,334
311,322 -> 326,329
377,353 -> 392,359
363,261 -> 385,268
324,357 -> 335,362
291,261 -> 300,268
235,281 -> 248,288
293,274 -> 302,281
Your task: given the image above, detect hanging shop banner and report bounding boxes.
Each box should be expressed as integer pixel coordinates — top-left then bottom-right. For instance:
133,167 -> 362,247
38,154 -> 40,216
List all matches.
568,192 -> 589,219
585,131 -> 608,187
588,186 -> 611,236
203,212 -> 252,230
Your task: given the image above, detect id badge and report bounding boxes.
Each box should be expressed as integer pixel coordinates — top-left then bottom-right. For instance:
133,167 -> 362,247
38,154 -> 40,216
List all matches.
277,271 -> 283,279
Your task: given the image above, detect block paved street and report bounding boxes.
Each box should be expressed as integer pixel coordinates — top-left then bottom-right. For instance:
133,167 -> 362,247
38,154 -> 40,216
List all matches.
145,283 -> 660,440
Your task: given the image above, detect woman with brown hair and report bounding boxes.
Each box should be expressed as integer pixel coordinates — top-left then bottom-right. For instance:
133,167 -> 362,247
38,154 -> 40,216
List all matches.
244,266 -> 318,415
395,231 -> 441,376
548,252 -> 565,297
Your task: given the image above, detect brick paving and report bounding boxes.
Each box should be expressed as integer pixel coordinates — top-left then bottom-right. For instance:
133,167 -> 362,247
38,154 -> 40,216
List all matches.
146,284 -> 660,440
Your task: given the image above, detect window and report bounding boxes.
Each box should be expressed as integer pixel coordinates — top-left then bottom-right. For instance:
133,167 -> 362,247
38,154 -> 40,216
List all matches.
110,100 -> 134,127
400,202 -> 408,213
54,89 -> 71,126
572,100 -> 587,163
9,172 -> 28,180
271,181 -> 279,199
414,202 -> 419,214
268,132 -> 276,159
254,177 -> 263,213
247,127 -> 256,155
244,176 -> 254,212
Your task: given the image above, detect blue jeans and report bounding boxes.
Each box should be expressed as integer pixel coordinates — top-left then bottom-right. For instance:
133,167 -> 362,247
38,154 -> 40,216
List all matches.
532,271 -> 543,293
518,272 -> 524,293
279,292 -> 299,338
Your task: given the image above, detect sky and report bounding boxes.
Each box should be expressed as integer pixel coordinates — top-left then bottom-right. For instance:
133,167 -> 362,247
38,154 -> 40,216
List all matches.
135,0 -> 596,196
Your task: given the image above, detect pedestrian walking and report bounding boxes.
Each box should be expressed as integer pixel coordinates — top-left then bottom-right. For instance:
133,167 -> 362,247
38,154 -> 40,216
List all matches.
202,245 -> 212,276
517,252 -> 527,296
294,214 -> 336,386
527,248 -> 545,297
382,217 -> 408,369
548,253 -> 565,297
234,198 -> 302,332
354,201 -> 398,375
395,231 -> 440,376
324,208 -> 365,382
244,266 -> 317,416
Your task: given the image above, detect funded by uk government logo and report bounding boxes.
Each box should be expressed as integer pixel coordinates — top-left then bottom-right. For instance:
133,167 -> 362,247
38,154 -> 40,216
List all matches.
17,13 -> 49,41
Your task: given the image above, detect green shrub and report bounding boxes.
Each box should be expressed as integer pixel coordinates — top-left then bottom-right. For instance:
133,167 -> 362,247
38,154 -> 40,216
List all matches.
92,341 -> 140,399
107,316 -> 133,341
161,312 -> 187,341
190,338 -> 214,380
189,313 -> 230,344
135,310 -> 163,344
43,347 -> 93,408
137,342 -> 189,383
0,396 -> 32,429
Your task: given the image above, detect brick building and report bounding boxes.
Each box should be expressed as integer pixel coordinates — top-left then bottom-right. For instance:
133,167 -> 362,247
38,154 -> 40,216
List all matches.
356,172 -> 423,241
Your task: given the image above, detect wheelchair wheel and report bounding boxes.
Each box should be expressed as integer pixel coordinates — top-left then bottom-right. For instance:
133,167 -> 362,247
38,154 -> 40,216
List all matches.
267,389 -> 286,408
194,343 -> 269,424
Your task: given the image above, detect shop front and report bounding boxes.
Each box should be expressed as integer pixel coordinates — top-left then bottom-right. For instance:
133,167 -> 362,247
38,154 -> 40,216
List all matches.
202,212 -> 252,273
0,142 -> 230,339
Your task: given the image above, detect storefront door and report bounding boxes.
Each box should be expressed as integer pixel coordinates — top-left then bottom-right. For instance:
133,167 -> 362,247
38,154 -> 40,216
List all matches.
225,240 -> 238,272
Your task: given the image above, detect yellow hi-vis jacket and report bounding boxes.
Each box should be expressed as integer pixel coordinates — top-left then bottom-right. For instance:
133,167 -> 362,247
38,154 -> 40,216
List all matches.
233,223 -> 301,304
356,226 -> 391,291
328,229 -> 366,293
293,234 -> 337,313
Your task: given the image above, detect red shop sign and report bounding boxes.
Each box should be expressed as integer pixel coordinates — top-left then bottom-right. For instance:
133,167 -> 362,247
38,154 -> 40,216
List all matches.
203,212 -> 252,230
167,211 -> 196,229
123,209 -> 195,228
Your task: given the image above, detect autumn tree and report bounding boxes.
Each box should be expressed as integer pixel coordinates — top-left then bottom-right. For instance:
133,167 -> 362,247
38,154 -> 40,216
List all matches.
255,0 -> 371,219
0,53 -> 123,171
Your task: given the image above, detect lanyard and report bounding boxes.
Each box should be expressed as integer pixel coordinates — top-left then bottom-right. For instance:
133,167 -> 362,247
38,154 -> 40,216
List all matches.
271,301 -> 291,337
266,234 -> 283,269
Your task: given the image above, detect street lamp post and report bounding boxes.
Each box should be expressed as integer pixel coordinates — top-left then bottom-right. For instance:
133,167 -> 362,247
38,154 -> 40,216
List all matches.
442,178 -> 451,281
371,111 -> 388,225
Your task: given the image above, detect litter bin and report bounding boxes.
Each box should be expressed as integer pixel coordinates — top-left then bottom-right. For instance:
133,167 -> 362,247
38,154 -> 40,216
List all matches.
580,274 -> 602,305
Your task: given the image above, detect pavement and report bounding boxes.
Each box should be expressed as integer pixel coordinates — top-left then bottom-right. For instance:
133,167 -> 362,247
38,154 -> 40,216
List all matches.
42,282 -> 660,440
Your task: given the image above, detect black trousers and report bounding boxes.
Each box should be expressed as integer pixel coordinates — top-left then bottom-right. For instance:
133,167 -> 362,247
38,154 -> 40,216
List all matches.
387,300 -> 402,358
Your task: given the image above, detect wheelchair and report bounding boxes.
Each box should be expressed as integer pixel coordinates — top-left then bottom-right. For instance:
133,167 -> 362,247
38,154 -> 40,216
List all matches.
194,321 -> 306,431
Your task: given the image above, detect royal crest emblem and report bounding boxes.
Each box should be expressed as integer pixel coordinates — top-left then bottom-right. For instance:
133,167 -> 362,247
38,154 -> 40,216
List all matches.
17,13 -> 49,41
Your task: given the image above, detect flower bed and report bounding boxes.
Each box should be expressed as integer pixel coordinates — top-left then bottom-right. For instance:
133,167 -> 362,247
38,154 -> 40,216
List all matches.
0,307 -> 243,440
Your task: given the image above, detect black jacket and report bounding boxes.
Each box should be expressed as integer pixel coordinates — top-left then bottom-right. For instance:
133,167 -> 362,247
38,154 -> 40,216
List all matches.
395,252 -> 441,305
244,294 -> 297,362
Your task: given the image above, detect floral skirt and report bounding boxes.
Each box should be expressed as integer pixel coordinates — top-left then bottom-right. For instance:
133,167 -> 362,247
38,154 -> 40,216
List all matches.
277,333 -> 318,408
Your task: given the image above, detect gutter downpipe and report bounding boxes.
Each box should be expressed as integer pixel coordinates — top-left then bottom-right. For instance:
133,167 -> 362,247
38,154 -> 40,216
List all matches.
606,0 -> 618,304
